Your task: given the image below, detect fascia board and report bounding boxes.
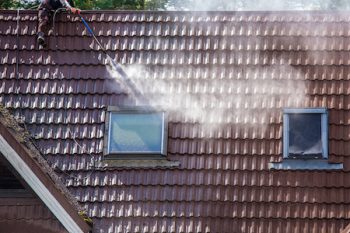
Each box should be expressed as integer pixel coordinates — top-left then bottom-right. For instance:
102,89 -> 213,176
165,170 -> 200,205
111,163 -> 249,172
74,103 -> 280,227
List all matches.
0,134 -> 84,233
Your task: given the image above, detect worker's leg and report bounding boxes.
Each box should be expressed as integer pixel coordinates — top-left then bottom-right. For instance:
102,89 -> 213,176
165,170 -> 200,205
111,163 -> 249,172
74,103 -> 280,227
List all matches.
37,1 -> 52,46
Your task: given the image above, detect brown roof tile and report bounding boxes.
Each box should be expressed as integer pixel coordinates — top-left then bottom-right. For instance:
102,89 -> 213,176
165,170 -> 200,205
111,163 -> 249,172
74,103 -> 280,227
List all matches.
71,185 -> 350,203
62,170 -> 350,187
2,9 -> 350,232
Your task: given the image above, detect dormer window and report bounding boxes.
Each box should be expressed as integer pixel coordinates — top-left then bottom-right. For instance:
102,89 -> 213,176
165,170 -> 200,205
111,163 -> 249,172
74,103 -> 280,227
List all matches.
269,108 -> 342,170
283,108 -> 328,159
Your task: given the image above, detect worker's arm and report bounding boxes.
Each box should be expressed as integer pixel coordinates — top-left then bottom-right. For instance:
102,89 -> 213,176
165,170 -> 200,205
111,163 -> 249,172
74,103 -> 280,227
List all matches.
60,0 -> 80,14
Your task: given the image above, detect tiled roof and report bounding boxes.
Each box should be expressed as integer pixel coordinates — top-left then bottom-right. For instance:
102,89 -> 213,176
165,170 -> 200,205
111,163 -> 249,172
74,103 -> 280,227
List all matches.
1,9 -> 350,232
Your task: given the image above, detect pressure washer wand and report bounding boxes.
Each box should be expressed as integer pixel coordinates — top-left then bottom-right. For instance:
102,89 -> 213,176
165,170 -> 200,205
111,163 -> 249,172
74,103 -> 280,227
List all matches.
79,14 -> 151,106
79,15 -> 128,79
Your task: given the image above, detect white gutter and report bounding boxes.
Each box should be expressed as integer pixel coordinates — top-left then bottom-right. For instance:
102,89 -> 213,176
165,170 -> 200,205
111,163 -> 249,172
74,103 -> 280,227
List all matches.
0,134 -> 84,233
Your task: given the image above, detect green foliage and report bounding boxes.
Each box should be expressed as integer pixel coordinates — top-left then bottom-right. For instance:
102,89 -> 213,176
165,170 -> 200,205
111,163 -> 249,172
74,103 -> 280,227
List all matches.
0,0 -> 40,9
73,0 -> 96,10
145,0 -> 168,10
0,0 -> 169,10
19,0 -> 41,9
2,0 -> 350,10
0,0 -> 14,9
74,0 -> 168,10
81,0 -> 145,10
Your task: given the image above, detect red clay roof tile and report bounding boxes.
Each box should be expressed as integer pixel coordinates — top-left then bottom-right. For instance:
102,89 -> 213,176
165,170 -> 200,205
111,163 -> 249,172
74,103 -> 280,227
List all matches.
2,9 -> 350,232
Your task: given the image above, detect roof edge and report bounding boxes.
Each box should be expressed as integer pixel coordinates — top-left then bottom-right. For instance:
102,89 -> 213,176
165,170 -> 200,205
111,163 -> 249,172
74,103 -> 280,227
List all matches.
0,106 -> 91,233
3,9 -> 350,13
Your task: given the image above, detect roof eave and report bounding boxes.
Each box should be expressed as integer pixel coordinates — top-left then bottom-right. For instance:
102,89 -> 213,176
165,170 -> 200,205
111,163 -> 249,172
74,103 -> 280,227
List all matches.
0,117 -> 91,233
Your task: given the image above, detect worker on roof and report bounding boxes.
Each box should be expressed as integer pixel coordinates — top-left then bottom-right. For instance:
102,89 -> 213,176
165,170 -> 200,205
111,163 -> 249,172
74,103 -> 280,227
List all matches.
37,0 -> 81,47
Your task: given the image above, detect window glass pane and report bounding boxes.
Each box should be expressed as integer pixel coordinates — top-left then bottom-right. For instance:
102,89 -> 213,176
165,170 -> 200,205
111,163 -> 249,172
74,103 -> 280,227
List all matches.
109,113 -> 164,153
289,113 -> 322,157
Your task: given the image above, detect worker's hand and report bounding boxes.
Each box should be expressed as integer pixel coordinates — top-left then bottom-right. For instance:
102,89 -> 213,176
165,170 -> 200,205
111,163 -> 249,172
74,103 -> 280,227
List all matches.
69,7 -> 81,15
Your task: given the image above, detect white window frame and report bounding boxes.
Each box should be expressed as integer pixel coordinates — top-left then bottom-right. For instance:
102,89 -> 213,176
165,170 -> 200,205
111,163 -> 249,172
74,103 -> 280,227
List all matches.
283,108 -> 328,159
104,106 -> 167,157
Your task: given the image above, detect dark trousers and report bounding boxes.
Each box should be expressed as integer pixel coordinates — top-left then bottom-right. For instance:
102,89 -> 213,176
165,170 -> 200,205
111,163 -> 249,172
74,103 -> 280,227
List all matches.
37,0 -> 58,34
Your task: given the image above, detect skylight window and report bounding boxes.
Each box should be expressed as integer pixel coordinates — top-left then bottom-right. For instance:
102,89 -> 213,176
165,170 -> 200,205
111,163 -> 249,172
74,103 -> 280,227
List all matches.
105,108 -> 167,156
283,108 -> 328,159
270,108 -> 342,170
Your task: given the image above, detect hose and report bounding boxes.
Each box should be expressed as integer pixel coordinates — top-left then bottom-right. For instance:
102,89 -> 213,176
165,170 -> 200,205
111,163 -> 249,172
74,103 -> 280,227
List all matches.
51,9 -> 125,77
52,8 -> 67,34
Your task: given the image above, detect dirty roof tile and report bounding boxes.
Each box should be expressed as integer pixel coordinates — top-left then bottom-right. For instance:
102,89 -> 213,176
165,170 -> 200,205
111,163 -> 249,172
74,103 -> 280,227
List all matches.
2,10 -> 350,233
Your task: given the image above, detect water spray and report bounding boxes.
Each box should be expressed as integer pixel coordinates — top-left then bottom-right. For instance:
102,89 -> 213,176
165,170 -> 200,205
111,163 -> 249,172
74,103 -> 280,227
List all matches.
79,14 -> 151,107
78,12 -> 306,135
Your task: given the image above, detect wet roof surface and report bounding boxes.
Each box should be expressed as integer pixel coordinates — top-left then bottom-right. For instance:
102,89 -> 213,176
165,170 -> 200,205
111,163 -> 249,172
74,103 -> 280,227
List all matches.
1,10 -> 350,232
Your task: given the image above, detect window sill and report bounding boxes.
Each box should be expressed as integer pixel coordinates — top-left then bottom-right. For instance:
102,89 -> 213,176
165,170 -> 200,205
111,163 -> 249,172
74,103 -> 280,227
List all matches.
269,159 -> 343,170
100,158 -> 180,168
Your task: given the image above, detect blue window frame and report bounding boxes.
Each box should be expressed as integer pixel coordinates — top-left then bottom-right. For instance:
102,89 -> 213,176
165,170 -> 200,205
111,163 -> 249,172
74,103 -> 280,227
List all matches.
283,108 -> 328,159
105,108 -> 167,156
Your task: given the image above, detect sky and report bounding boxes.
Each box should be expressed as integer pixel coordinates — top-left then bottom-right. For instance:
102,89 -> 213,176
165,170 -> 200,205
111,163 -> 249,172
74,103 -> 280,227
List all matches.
166,0 -> 348,11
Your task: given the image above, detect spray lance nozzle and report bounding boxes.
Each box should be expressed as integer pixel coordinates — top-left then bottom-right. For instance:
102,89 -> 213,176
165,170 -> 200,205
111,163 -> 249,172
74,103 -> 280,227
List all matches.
79,14 -> 128,79
78,13 -> 151,106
